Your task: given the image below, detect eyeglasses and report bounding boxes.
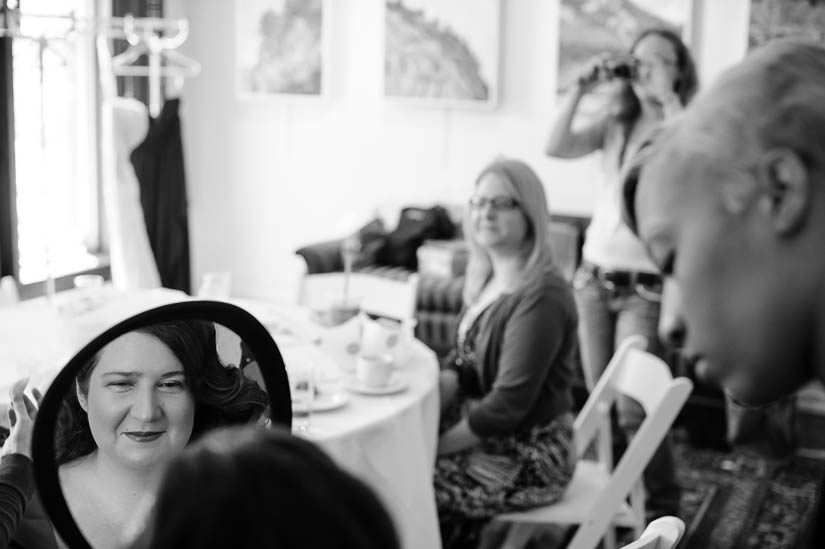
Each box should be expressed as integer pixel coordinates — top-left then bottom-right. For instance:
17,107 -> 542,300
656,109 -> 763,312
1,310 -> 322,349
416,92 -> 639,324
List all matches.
468,195 -> 520,211
635,55 -> 677,71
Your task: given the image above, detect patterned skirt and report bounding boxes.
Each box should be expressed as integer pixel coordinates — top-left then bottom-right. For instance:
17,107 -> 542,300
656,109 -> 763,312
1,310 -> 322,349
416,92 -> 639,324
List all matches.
434,413 -> 577,548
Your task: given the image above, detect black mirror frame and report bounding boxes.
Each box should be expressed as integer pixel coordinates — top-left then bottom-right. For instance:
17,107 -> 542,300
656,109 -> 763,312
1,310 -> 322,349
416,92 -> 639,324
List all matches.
31,300 -> 292,549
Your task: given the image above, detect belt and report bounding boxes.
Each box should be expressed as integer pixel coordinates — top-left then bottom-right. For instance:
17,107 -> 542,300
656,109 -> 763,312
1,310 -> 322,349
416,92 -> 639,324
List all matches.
582,262 -> 661,290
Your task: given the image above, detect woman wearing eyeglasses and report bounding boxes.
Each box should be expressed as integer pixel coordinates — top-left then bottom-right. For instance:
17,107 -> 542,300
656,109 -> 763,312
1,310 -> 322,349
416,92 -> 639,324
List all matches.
546,28 -> 698,520
434,157 -> 578,549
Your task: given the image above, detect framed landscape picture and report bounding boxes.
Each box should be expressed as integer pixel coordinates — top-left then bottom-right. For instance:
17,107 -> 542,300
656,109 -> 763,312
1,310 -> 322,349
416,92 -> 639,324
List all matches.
749,0 -> 825,50
236,0 -> 329,99
383,0 -> 501,109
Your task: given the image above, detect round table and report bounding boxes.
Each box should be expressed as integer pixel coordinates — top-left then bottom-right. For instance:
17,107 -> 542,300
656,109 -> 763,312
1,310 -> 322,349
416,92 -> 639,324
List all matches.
0,293 -> 444,549
234,299 -> 443,549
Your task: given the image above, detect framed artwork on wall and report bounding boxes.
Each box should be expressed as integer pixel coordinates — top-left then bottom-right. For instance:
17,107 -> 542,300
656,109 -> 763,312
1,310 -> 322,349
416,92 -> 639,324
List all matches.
557,0 -> 694,118
383,0 -> 501,109
749,0 -> 825,50
235,0 -> 329,99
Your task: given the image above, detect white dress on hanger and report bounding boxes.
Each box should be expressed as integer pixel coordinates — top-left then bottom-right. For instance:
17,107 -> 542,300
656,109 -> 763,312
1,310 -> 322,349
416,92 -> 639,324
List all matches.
101,96 -> 162,290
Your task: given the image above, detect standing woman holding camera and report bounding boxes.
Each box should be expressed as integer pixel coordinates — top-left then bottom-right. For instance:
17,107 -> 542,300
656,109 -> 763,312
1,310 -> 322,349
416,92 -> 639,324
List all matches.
545,28 -> 698,518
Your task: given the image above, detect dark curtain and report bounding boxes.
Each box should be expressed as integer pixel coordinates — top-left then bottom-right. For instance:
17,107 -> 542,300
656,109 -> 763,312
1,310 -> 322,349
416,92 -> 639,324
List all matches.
129,98 -> 191,293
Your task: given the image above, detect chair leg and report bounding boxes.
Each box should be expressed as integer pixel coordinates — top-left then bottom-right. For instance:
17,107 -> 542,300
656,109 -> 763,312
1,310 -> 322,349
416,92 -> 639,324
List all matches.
500,523 -> 536,549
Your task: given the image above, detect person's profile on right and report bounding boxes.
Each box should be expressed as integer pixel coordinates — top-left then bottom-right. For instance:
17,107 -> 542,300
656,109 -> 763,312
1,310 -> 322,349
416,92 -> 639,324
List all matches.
621,38 -> 825,548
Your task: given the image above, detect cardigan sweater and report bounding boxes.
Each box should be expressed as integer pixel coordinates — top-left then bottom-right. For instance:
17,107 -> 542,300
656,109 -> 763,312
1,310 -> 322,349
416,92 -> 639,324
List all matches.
1,454 -> 58,548
464,266 -> 578,438
0,454 -> 34,548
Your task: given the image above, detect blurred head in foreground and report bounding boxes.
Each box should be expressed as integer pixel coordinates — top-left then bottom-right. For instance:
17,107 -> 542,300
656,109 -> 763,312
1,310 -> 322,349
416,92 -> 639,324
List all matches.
130,426 -> 400,549
622,39 -> 825,406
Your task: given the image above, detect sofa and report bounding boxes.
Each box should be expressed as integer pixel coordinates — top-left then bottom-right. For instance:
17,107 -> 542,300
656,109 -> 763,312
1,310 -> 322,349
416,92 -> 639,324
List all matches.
294,212 -> 587,358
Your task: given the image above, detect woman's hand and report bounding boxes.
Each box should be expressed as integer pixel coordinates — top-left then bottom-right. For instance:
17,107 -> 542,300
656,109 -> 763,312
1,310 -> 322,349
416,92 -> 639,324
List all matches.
1,377 -> 40,460
437,418 -> 481,456
659,90 -> 684,118
572,55 -> 609,94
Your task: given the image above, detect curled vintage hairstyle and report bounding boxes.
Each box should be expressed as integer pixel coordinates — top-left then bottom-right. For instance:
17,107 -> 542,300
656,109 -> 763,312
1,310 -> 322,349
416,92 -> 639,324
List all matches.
462,156 -> 554,304
130,426 -> 400,549
613,27 -> 699,123
55,320 -> 269,466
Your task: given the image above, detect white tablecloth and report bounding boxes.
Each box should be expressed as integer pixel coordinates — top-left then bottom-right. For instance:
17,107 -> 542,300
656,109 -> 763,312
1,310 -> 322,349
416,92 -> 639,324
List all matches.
233,299 -> 443,549
0,287 -> 189,396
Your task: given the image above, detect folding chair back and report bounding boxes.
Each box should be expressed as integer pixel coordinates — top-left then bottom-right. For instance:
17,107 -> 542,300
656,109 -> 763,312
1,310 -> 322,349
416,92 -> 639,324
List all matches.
495,335 -> 693,549
619,516 -> 686,549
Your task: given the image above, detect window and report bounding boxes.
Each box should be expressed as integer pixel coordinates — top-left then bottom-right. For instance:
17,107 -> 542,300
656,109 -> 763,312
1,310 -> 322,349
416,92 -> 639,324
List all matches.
1,0 -> 104,290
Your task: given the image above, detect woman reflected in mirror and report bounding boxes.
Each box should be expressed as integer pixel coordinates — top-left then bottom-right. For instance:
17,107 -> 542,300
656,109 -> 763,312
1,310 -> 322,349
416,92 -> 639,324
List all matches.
13,320 -> 268,549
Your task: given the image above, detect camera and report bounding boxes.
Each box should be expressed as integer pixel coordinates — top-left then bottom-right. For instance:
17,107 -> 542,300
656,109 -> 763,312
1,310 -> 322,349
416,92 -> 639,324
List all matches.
603,57 -> 638,81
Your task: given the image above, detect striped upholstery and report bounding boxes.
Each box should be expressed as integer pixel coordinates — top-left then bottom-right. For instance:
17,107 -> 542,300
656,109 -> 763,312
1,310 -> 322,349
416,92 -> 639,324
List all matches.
294,218 -> 585,357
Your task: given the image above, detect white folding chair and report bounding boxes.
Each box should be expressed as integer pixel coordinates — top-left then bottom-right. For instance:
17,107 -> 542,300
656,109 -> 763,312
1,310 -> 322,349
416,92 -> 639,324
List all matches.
494,335 -> 693,549
298,272 -> 419,323
619,516 -> 685,549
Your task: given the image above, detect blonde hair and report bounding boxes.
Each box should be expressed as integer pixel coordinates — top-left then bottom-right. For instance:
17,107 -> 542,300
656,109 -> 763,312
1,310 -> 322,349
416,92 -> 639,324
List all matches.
463,157 -> 554,304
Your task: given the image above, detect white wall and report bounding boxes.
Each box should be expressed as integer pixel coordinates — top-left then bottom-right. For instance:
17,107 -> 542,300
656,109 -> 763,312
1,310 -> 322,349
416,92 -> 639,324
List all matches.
169,0 -> 603,300
169,0 -> 750,301
693,0 -> 751,86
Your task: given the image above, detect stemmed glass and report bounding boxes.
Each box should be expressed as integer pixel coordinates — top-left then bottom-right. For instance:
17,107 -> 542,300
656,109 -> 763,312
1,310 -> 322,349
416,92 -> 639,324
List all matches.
341,235 -> 361,308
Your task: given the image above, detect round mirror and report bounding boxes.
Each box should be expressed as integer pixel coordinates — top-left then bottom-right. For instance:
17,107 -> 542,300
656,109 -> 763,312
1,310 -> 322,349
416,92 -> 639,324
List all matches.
29,300 -> 291,549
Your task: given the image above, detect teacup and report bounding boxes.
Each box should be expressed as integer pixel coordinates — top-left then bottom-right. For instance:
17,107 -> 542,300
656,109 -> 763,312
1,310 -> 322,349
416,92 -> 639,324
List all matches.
317,314 -> 362,373
361,316 -> 416,364
197,272 -> 232,300
361,317 -> 402,355
355,353 -> 393,388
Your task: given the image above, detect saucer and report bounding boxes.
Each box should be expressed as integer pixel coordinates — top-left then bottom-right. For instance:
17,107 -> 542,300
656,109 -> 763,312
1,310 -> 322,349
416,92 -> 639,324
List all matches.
344,373 -> 408,396
292,391 -> 348,414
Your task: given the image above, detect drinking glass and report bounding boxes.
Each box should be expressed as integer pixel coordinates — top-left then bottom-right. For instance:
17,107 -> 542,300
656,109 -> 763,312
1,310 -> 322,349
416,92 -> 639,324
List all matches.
290,364 -> 316,434
197,272 -> 232,300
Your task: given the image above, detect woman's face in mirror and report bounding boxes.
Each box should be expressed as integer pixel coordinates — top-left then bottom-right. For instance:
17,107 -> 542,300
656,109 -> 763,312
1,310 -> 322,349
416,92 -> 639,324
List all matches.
78,332 -> 195,470
29,306 -> 287,549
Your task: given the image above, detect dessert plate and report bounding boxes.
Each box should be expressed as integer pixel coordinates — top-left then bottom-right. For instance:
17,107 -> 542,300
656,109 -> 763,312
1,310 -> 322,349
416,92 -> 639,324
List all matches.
292,391 -> 348,414
344,373 -> 408,396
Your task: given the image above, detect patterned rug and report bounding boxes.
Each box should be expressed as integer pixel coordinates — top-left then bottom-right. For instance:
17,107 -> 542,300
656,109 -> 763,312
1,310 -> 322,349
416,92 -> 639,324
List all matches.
675,442 -> 825,548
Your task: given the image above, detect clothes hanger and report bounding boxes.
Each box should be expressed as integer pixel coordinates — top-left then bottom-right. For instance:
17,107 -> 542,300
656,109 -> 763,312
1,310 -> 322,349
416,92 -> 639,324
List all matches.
110,14 -> 200,77
109,14 -> 201,116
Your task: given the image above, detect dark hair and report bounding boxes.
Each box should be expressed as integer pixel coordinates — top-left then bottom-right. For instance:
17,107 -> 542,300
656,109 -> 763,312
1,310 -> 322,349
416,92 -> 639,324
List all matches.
130,426 -> 400,549
55,321 -> 269,465
614,27 -> 699,123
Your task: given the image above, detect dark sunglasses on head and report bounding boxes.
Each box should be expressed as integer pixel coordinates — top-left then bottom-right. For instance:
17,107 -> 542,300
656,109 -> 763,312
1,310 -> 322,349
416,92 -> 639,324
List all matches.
468,195 -> 520,211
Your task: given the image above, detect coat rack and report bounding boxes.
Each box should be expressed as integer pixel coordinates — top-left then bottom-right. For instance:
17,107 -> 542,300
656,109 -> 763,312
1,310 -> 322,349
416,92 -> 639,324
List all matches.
108,14 -> 201,117
1,8 -> 201,117
0,7 -> 200,298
